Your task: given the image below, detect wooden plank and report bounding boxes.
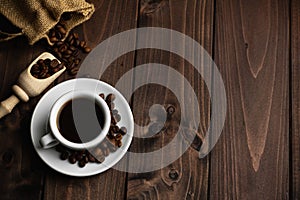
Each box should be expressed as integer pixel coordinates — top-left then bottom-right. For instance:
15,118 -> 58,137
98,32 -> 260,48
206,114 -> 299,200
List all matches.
0,35 -> 48,199
210,0 -> 289,199
43,0 -> 138,200
291,0 -> 300,198
127,0 -> 214,199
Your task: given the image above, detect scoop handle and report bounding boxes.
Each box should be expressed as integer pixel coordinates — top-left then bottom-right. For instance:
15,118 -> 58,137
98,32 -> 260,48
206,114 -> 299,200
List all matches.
0,95 -> 20,119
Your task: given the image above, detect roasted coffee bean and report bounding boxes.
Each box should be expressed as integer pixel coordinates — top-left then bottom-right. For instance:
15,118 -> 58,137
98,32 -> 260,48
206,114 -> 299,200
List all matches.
78,160 -> 86,168
57,63 -> 64,70
57,52 -> 62,59
115,134 -> 122,141
37,59 -> 44,65
107,102 -> 115,110
83,47 -> 91,53
44,59 -> 51,65
74,58 -> 80,65
49,29 -> 55,37
53,47 -> 59,53
69,45 -> 76,51
106,94 -> 116,102
71,49 -> 78,57
69,67 -> 78,76
75,152 -> 83,161
120,127 -> 127,135
50,59 -> 59,68
57,26 -> 66,35
31,64 -> 40,74
39,71 -> 48,79
109,145 -> 117,152
69,38 -> 75,46
51,67 -> 60,73
56,32 -> 62,40
113,114 -> 121,123
83,156 -> 89,163
111,110 -> 118,116
99,93 -> 105,99
65,50 -> 73,55
75,39 -> 80,47
107,133 -> 114,140
56,41 -> 63,46
93,148 -> 103,157
111,115 -> 117,125
95,155 -> 105,163
73,32 -> 79,39
68,154 -> 77,164
67,34 -> 73,43
80,41 -> 86,48
60,151 -> 69,160
50,37 -> 58,43
111,125 -> 119,133
104,148 -> 110,157
117,140 -> 122,147
87,153 -> 96,162
59,44 -> 67,52
63,54 -> 71,58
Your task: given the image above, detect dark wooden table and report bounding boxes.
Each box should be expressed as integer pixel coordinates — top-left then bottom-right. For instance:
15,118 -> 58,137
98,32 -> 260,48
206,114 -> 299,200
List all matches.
0,0 -> 299,199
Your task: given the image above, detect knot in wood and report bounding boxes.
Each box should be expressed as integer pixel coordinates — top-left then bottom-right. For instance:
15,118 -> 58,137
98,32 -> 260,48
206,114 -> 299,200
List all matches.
168,169 -> 179,180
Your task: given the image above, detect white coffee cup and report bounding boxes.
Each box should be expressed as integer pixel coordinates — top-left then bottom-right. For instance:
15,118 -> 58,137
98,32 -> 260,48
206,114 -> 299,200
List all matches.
39,90 -> 111,150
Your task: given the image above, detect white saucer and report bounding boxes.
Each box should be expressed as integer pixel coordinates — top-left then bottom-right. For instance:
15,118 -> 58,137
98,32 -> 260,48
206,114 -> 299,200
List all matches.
31,78 -> 134,177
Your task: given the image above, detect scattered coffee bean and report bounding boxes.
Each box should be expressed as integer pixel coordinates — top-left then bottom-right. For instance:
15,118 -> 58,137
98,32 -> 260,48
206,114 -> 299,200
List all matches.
103,148 -> 110,157
87,153 -> 96,162
112,109 -> 118,115
83,47 -> 91,53
106,93 -> 116,102
99,93 -> 105,99
95,155 -> 105,163
120,127 -> 127,135
117,140 -> 122,148
113,114 -> 121,123
78,160 -> 86,168
68,154 -> 77,164
115,134 -> 122,141
75,152 -> 83,161
60,151 -> 69,160
47,22 -> 93,77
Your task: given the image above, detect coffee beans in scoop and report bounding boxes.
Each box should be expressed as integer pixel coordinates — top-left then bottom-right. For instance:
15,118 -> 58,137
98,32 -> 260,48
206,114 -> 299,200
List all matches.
30,58 -> 64,79
55,93 -> 128,168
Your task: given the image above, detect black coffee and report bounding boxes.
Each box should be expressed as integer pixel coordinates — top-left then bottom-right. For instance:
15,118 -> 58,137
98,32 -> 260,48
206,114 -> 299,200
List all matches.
58,98 -> 105,143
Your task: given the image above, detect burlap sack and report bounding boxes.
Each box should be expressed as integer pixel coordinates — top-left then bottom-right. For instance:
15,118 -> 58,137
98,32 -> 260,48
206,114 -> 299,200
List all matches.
0,0 -> 94,45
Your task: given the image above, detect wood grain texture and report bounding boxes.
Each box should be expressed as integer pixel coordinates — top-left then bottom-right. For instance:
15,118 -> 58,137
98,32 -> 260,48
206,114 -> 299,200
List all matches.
44,0 -> 138,200
210,0 -> 289,199
127,0 -> 214,199
291,0 -> 300,198
0,37 -> 49,199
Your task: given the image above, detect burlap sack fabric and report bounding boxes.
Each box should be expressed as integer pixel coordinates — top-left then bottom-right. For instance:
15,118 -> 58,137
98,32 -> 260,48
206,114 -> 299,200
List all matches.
0,0 -> 95,45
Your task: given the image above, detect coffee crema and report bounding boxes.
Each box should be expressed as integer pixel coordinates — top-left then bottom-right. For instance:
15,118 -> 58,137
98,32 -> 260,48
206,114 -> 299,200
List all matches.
57,98 -> 105,143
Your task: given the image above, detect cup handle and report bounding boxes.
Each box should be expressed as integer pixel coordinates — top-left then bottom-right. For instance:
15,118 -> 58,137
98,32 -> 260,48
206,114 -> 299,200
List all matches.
40,133 -> 59,149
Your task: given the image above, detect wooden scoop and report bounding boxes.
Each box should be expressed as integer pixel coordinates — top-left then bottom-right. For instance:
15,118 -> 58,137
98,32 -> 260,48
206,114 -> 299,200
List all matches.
0,52 -> 66,119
